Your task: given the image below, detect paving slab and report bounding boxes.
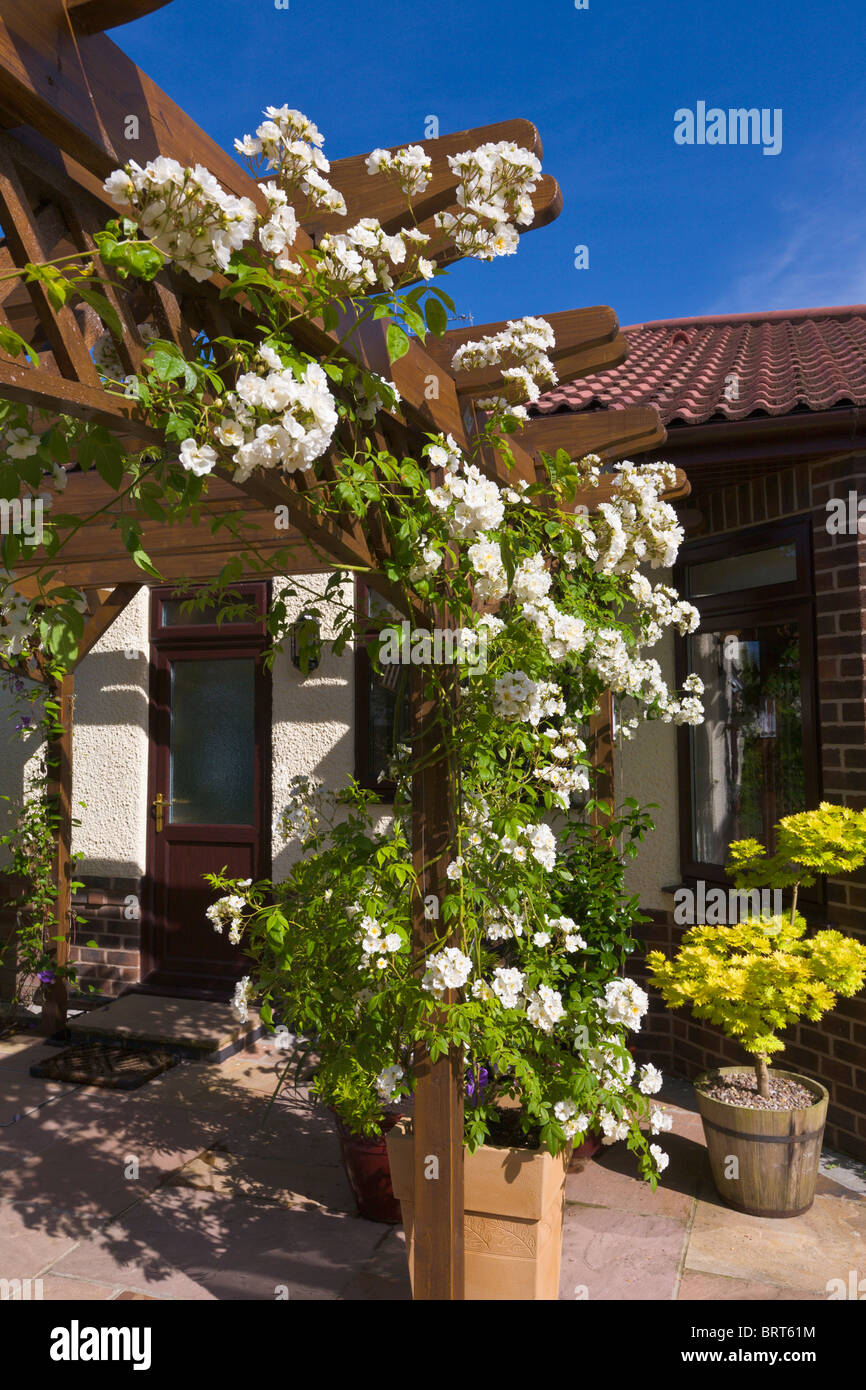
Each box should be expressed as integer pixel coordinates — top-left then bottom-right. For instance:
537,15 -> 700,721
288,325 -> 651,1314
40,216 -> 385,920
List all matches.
678,1270 -> 827,1301
38,1274 -> 122,1300
50,1184 -> 391,1301
68,996 -> 260,1058
0,1199 -> 81,1280
0,1076 -> 72,1125
684,1191 -> 866,1294
339,1227 -> 411,1300
558,1203 -> 689,1300
567,1131 -> 701,1223
161,1145 -> 356,1215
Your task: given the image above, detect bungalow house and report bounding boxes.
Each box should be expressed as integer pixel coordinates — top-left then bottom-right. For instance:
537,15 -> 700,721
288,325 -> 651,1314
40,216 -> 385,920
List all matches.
539,304 -> 866,1161
1,302 -> 865,1158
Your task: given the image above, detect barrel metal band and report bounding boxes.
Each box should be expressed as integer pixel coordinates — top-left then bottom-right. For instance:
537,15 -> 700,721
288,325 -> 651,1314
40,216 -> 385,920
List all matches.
702,1117 -> 821,1145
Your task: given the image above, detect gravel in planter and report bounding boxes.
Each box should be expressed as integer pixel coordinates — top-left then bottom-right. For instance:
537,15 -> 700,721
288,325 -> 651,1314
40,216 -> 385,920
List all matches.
698,1071 -> 818,1110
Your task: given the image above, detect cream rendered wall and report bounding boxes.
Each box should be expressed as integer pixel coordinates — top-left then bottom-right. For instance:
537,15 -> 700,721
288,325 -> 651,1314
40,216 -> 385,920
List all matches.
615,625 -> 681,911
0,587 -> 151,878
70,587 -> 150,879
270,574 -> 358,882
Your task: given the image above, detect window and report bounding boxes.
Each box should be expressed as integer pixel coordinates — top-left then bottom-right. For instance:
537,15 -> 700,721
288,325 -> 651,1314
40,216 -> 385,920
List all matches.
675,519 -> 820,883
354,579 -> 410,796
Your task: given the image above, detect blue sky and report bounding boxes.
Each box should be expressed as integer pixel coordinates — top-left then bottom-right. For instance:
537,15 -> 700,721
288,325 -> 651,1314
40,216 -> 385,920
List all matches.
118,0 -> 866,330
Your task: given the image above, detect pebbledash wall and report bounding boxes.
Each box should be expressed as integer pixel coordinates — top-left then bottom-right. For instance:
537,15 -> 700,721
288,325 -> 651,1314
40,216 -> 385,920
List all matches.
0,576 -> 359,1000
624,452 -> 866,1160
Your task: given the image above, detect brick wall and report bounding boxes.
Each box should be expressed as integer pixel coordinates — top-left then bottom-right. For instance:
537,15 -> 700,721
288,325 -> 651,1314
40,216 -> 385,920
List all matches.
633,451 -> 866,1160
69,876 -> 142,1000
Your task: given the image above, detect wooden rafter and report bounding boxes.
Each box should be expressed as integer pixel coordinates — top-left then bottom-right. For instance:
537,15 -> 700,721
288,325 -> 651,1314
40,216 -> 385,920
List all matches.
521,404 -> 667,463
66,1 -> 174,34
425,305 -> 622,396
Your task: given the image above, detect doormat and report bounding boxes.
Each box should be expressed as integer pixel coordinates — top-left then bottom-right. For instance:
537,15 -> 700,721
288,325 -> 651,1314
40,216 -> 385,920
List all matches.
30,1040 -> 179,1090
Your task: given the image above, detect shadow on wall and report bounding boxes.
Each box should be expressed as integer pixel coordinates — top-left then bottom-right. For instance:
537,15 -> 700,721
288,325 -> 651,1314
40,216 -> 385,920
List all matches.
271,721 -> 357,885
0,648 -> 149,881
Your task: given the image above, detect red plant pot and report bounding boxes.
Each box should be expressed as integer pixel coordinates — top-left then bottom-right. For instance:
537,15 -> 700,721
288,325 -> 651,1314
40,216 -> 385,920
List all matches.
569,1129 -> 603,1166
333,1111 -> 403,1223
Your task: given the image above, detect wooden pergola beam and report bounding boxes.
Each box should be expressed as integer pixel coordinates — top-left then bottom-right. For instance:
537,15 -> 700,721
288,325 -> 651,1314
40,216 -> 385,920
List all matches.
67,0 -> 173,34
0,358 -> 161,439
308,117 -> 544,235
521,404 -> 667,463
74,581 -> 140,664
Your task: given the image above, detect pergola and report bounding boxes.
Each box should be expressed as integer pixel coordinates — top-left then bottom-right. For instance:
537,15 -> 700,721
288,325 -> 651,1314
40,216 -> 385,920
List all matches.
0,0 -> 688,1298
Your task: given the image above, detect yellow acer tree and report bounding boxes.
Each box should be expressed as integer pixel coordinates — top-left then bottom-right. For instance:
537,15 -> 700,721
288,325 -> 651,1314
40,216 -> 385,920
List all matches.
648,804 -> 866,1098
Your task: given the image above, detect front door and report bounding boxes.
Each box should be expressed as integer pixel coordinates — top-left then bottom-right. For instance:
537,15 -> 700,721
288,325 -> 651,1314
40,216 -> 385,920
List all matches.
143,585 -> 271,996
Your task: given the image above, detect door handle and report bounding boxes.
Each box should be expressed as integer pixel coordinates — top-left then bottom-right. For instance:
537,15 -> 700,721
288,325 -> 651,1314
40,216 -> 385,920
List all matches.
152,792 -> 190,832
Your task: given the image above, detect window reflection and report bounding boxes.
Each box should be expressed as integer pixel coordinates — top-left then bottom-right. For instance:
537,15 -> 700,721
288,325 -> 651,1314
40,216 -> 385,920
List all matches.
688,623 -> 805,864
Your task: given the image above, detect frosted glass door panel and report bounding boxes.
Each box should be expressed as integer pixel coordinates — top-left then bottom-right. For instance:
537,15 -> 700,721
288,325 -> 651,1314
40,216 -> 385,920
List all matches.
169,659 -> 255,825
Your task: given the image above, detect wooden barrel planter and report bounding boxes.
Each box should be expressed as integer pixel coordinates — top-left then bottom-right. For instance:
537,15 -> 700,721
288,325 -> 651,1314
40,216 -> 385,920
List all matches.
695,1067 -> 828,1218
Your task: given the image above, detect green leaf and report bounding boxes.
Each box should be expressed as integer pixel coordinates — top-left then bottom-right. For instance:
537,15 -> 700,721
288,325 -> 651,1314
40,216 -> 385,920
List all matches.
0,464 -> 20,500
79,427 -> 125,490
163,414 -> 194,443
427,285 -> 456,312
424,296 -> 448,337
386,324 -> 410,364
148,348 -> 187,383
47,429 -> 70,465
0,324 -> 38,363
131,545 -> 163,580
94,231 -> 163,282
76,287 -> 122,340
25,263 -> 70,311
401,305 -> 426,340
15,457 -> 41,488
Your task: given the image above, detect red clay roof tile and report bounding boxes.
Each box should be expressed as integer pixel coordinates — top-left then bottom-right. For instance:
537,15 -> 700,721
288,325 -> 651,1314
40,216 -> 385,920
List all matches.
535,305 -> 866,425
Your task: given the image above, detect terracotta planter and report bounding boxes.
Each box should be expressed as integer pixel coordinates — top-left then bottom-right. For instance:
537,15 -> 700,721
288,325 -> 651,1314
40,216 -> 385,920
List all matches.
695,1067 -> 829,1218
569,1128 -> 603,1166
332,1111 -> 402,1223
386,1119 -> 570,1299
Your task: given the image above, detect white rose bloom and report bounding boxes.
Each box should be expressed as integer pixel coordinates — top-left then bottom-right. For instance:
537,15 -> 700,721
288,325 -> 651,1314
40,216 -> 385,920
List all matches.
179,438 -> 218,476
650,1143 -> 670,1173
491,966 -> 525,1010
375,1064 -> 404,1102
422,947 -> 472,995
638,1062 -> 663,1095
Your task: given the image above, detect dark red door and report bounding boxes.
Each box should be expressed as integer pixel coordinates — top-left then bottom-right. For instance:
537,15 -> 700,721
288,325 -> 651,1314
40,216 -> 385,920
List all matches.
142,585 -> 271,996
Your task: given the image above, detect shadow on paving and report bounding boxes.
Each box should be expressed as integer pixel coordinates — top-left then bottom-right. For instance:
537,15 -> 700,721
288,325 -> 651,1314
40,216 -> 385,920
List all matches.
0,1036 -> 406,1299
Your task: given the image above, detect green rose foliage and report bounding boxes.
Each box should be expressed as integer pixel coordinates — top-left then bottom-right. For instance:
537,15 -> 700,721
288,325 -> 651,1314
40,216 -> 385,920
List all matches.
207,778 -> 664,1182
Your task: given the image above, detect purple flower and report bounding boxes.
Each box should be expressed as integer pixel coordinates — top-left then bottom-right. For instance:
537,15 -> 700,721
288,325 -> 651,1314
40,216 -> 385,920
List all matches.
465,1065 -> 490,1102
37,969 -> 55,985
14,716 -> 32,733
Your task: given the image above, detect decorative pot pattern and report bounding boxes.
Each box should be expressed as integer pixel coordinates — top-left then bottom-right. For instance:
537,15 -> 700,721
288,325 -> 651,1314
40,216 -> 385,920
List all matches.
386,1119 -> 570,1299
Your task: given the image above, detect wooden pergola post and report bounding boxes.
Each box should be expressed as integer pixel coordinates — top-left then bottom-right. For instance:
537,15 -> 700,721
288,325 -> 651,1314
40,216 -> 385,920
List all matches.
40,669 -> 74,1035
410,660 -> 464,1300
589,688 -> 615,825
34,585 -> 140,1033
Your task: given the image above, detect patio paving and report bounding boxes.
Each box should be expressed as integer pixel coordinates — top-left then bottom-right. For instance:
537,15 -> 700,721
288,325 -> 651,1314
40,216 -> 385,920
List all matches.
0,1034 -> 862,1300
